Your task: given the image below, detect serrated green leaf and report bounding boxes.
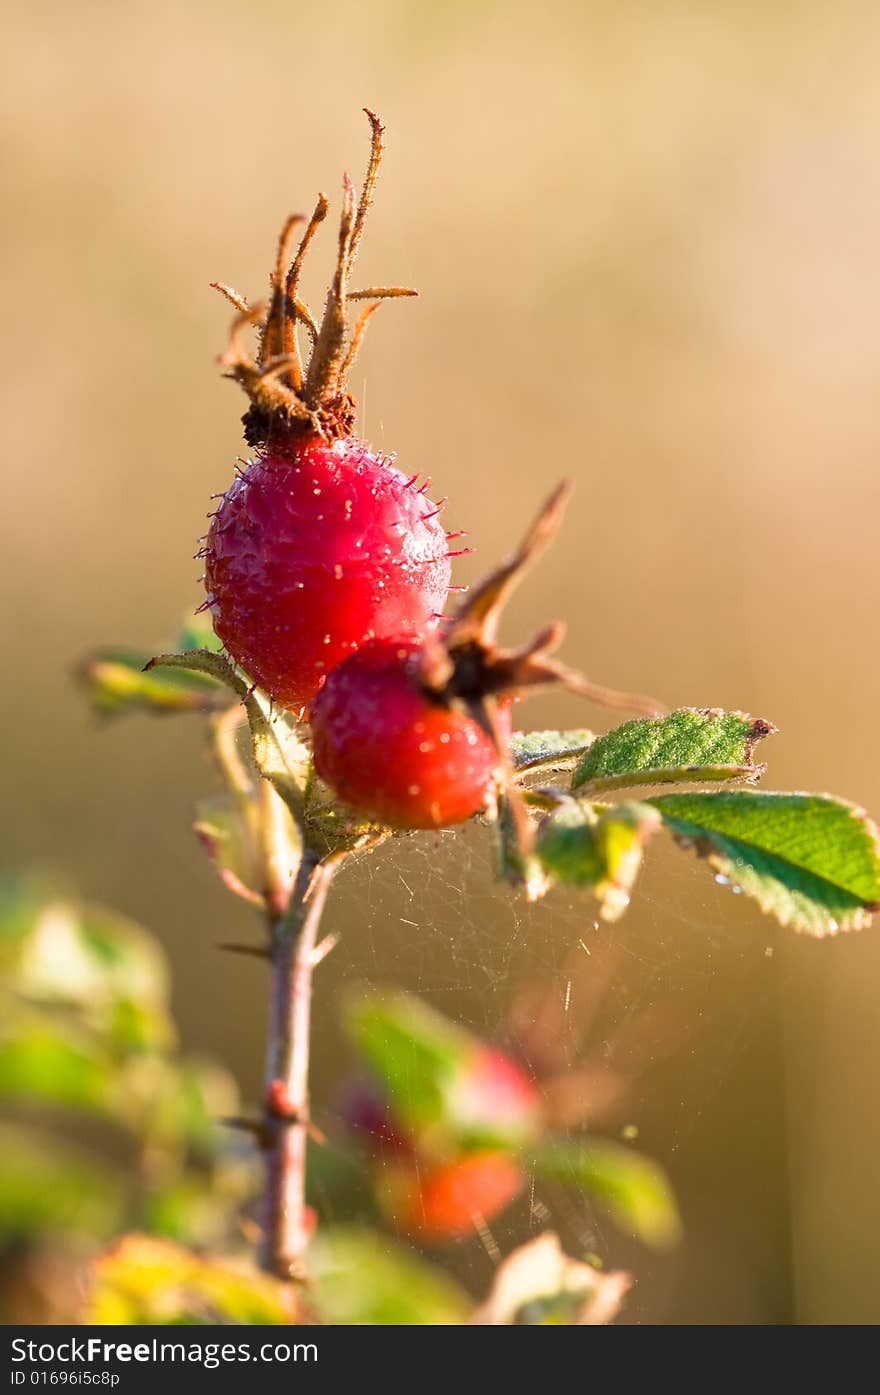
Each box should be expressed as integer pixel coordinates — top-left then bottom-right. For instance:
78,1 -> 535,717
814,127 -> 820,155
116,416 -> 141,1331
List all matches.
311,1228 -> 470,1324
79,648 -> 227,717
83,1235 -> 300,1324
572,708 -> 774,794
535,799 -> 660,920
512,729 -> 595,775
650,790 -> 880,936
531,1139 -> 680,1248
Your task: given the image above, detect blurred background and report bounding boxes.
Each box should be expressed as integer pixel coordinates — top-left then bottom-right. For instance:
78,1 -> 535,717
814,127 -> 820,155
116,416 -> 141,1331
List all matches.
3,0 -> 880,1324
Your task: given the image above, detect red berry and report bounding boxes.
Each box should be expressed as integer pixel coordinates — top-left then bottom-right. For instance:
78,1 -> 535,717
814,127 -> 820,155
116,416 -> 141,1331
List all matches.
310,638 -> 511,829
204,439 -> 450,711
380,1152 -> 526,1241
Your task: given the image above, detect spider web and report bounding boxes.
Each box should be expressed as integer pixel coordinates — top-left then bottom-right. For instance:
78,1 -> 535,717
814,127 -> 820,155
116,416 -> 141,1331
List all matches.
307,814 -> 787,1323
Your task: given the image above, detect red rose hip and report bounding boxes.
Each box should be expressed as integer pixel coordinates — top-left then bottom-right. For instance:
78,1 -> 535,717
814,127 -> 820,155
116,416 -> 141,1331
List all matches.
311,638 -> 509,829
204,442 -> 450,711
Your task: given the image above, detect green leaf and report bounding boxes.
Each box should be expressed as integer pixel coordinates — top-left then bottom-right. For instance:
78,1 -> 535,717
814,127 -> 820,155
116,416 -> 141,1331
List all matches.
246,687 -> 311,822
493,793 -> 549,902
0,1022 -> 115,1115
650,790 -> 880,936
0,1126 -> 124,1241
311,1228 -> 470,1324
83,1235 -> 300,1324
8,893 -> 173,1053
535,799 -> 660,920
472,1232 -> 630,1325
79,648 -> 227,717
531,1139 -> 680,1248
572,708 -> 774,794
511,729 -> 595,775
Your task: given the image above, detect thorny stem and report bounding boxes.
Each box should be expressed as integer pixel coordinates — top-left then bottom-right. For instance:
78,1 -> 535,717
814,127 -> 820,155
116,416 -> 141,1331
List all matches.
260,838 -> 343,1282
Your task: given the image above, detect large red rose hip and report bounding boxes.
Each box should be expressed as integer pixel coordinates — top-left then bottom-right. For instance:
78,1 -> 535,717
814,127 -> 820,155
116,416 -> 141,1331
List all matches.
204,442 -> 450,712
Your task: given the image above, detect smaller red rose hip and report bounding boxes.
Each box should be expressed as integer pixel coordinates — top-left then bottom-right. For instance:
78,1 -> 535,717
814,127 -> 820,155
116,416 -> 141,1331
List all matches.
311,638 -> 511,829
379,1151 -> 526,1242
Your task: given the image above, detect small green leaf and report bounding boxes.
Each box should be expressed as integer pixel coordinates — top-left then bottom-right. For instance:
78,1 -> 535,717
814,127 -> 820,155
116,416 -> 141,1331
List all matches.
512,729 -> 595,775
531,1139 -> 680,1248
311,1228 -> 470,1325
0,1022 -> 115,1115
247,687 -> 311,821
79,649 -> 227,717
536,799 -> 660,920
83,1235 -> 300,1324
8,894 -> 173,1053
493,794 -> 549,902
0,1125 -> 123,1241
650,790 -> 880,936
572,708 -> 774,794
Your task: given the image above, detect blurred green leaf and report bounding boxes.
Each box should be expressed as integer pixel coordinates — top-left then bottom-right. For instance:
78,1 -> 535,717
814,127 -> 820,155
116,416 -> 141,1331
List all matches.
79,648 -> 226,717
311,1228 -> 470,1324
535,799 -> 660,920
4,890 -> 173,1054
83,1235 -> 300,1324
0,1126 -> 123,1241
572,708 -> 773,795
650,790 -> 880,935
531,1139 -> 680,1248
345,991 -> 540,1152
511,729 -> 595,775
0,1022 -> 114,1114
148,1058 -> 239,1157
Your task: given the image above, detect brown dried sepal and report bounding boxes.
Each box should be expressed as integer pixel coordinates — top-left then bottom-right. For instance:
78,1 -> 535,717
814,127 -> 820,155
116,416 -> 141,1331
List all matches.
416,481 -> 667,855
417,481 -> 667,736
212,110 -> 417,445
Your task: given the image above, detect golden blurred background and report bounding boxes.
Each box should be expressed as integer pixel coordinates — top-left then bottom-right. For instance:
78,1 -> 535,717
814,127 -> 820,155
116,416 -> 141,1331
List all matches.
3,0 -> 880,1323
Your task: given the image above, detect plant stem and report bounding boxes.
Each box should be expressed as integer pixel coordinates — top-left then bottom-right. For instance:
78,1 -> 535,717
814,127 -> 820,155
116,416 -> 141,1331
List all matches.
260,844 -> 341,1281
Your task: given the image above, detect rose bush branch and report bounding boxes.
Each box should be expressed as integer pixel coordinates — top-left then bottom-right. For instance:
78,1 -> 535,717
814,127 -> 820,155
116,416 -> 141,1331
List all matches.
76,111 -> 880,1322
